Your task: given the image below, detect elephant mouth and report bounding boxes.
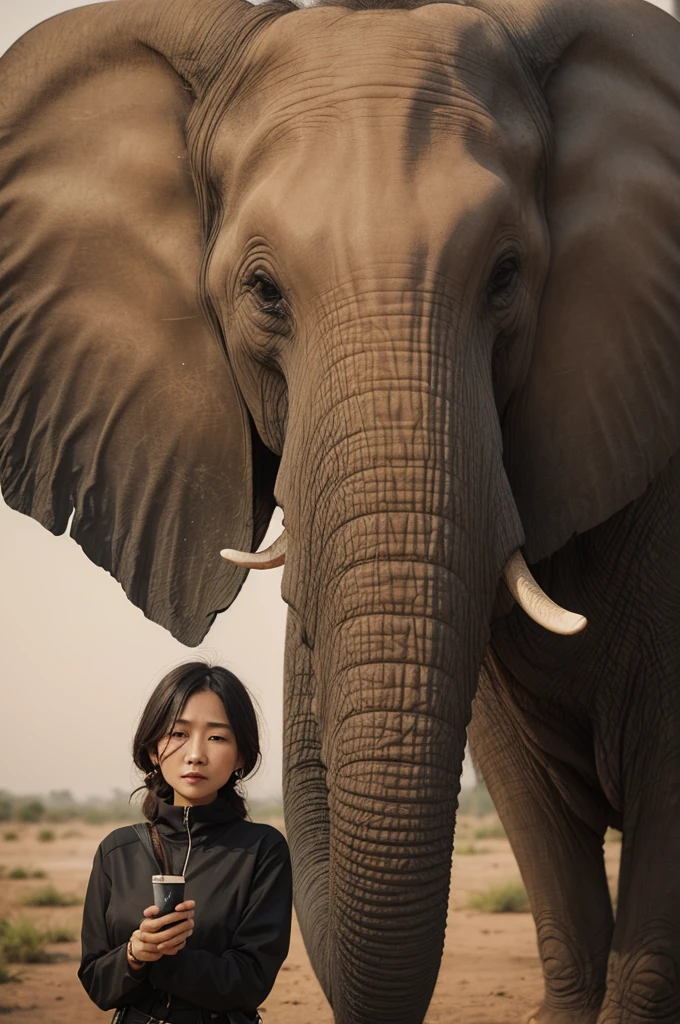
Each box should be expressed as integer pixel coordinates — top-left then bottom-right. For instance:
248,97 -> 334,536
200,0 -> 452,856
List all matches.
221,530 -> 587,636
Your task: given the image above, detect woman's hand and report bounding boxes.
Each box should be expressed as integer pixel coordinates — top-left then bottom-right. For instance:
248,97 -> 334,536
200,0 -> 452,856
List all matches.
128,900 -> 196,968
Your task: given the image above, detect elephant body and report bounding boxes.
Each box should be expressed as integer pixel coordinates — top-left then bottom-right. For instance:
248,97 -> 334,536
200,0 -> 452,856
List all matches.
1,0 -> 679,1021
473,450 -> 680,1023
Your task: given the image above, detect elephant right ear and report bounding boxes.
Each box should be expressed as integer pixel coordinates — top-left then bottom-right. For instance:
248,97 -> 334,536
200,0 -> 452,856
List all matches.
0,0 -> 279,646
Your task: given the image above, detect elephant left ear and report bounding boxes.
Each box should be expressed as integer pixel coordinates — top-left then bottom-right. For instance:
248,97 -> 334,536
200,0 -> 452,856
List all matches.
0,0 -> 280,646
500,0 -> 680,564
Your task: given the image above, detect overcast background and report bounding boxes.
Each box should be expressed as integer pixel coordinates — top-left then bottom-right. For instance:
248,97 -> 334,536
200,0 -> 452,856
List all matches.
0,0 -> 674,804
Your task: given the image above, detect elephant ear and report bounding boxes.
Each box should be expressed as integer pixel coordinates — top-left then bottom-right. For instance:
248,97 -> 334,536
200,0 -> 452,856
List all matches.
0,0 -> 281,645
500,0 -> 680,564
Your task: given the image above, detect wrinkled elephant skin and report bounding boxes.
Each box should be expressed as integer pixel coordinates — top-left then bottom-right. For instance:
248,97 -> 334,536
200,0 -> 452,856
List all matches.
0,0 -> 679,1021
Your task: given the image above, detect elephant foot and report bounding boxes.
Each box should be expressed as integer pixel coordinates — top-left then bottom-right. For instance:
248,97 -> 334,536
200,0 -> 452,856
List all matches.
523,1005 -> 600,1024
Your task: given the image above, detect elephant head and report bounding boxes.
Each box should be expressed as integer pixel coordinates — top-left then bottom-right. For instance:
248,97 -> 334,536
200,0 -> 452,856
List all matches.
2,0 -> 680,1020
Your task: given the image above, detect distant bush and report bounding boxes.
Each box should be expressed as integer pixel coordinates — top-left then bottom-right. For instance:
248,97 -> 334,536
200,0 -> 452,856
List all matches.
468,882 -> 529,913
0,919 -> 50,963
61,829 -> 83,839
8,868 -> 46,880
0,959 -> 20,984
457,784 -> 496,817
21,887 -> 81,908
0,790 -> 142,826
474,819 -> 506,840
45,926 -> 76,944
16,802 -> 44,824
456,844 -> 480,855
605,827 -> 622,843
37,831 -> 54,843
2,834 -> 18,843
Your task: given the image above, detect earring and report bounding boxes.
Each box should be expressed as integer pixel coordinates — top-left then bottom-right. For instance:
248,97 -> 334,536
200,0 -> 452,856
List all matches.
234,768 -> 244,781
144,766 -> 159,784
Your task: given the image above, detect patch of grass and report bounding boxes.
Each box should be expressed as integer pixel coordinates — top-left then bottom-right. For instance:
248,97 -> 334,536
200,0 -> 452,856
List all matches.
7,868 -> 46,881
0,919 -> 50,963
0,961 -> 21,984
60,829 -> 83,839
474,819 -> 506,840
456,844 -> 479,855
37,830 -> 54,843
45,926 -> 76,944
2,835 -> 17,843
21,886 -> 81,908
468,882 -> 530,913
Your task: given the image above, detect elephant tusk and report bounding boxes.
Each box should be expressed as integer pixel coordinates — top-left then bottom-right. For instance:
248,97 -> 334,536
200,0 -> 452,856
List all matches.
502,550 -> 587,636
220,529 -> 287,569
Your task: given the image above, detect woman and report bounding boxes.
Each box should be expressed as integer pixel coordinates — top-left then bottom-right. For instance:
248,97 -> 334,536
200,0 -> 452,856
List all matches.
79,662 -> 292,1024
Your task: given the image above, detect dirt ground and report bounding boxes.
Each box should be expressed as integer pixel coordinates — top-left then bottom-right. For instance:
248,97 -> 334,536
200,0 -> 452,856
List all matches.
0,816 -> 621,1024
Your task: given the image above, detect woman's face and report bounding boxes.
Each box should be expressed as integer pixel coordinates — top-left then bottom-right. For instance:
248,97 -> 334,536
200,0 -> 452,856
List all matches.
154,688 -> 245,806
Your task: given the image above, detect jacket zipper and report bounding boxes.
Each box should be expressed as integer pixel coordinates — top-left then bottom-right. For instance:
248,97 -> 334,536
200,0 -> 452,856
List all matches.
181,805 -> 192,878
164,807 -> 192,1017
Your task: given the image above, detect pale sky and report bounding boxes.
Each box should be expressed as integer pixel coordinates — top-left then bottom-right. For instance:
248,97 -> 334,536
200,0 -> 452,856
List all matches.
0,0 -> 673,803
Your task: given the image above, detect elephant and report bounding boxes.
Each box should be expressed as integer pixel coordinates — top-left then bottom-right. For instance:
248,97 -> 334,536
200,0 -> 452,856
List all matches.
1,0 -> 679,1019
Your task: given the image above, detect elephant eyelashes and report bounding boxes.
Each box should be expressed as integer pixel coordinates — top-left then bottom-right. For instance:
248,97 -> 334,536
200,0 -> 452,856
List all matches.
486,253 -> 521,311
246,272 -> 287,321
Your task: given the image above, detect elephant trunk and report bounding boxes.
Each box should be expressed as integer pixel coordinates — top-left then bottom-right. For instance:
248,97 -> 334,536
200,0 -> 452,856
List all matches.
279,320 -> 524,1022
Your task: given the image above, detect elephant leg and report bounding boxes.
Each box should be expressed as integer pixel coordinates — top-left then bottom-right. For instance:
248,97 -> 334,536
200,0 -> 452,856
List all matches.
469,652 -> 614,1024
596,743 -> 680,1022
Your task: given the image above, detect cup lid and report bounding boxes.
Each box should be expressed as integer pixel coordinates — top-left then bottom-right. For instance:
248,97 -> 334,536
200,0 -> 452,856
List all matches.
152,875 -> 185,883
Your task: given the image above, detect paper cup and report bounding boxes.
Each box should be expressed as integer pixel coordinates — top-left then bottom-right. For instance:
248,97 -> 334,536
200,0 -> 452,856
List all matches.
152,874 -> 185,920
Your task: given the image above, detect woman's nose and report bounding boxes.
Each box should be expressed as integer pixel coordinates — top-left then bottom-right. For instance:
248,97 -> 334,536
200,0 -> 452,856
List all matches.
185,745 -> 207,763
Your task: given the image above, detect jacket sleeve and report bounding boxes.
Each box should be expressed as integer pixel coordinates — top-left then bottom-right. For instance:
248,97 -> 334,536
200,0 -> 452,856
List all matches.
78,843 -> 152,1010
150,834 -> 292,1012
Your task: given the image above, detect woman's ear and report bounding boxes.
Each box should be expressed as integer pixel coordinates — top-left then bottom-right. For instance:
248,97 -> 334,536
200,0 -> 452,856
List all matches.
493,0 -> 680,563
0,0 -> 284,645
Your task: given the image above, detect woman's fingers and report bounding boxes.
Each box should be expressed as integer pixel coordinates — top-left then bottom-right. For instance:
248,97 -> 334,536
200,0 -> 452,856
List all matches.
140,909 -> 194,934
143,905 -> 159,918
158,936 -> 189,955
173,899 -> 195,913
156,920 -> 194,949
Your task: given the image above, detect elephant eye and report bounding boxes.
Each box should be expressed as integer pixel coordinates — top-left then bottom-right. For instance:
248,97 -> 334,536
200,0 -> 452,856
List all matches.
487,253 -> 521,310
246,272 -> 286,320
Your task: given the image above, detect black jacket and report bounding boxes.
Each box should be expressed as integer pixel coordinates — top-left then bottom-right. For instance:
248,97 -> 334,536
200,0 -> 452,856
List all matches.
79,797 -> 292,1022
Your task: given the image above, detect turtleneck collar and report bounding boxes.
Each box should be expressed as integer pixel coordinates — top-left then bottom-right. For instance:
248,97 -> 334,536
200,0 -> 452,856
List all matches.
154,793 -> 241,839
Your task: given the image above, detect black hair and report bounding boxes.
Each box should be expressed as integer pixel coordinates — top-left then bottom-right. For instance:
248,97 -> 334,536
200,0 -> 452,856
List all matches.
132,662 -> 261,821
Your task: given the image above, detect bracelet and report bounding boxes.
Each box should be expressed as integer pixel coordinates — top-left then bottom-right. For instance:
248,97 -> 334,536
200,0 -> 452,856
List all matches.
127,938 -> 146,968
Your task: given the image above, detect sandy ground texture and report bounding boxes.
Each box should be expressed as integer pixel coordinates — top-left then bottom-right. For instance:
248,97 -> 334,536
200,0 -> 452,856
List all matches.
0,815 -> 621,1024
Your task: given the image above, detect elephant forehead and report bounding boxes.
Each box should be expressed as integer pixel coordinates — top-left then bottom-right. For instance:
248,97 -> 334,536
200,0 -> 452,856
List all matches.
212,3 -> 534,171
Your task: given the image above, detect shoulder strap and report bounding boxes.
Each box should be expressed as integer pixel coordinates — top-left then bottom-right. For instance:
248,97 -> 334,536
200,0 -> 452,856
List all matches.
133,822 -> 161,872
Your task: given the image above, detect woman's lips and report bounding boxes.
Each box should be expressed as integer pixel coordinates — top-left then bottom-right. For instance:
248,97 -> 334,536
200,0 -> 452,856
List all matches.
182,773 -> 207,782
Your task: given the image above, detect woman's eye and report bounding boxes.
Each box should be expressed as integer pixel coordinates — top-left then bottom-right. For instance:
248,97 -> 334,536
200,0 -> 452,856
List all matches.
170,731 -> 186,739
209,735 -> 226,742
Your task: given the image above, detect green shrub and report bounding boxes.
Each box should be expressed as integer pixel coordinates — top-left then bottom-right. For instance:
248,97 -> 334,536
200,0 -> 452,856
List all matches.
0,919 -> 50,963
0,798 -> 12,823
456,844 -> 479,855
45,926 -> 76,944
474,819 -> 506,840
2,835 -> 17,843
37,831 -> 54,843
0,959 -> 21,984
457,784 -> 496,817
8,869 -> 46,880
468,882 -> 530,913
16,802 -> 44,824
21,887 -> 81,908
